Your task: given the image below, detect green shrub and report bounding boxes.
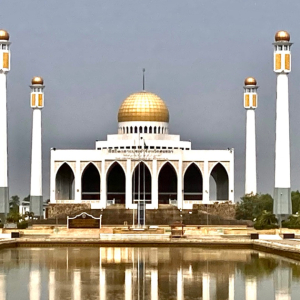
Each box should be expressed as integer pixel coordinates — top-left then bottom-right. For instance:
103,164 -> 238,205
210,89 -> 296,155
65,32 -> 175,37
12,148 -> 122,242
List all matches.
253,210 -> 278,230
17,221 -> 28,229
282,214 -> 300,229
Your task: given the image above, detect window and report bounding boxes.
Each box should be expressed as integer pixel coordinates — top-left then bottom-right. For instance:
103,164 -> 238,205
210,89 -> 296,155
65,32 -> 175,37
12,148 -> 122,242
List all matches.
158,127 -> 161,134
139,126 -> 143,133
154,127 -> 157,134
144,126 -> 147,133
134,127 -> 137,133
130,127 -> 133,133
149,127 -> 152,133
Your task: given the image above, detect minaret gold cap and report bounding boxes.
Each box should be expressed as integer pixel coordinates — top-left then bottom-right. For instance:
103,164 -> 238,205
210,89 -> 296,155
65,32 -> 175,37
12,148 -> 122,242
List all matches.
31,76 -> 44,85
275,30 -> 290,42
0,29 -> 9,41
244,77 -> 257,86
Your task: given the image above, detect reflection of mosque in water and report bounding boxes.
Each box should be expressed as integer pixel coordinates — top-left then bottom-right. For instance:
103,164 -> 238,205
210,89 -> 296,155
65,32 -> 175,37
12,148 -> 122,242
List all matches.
0,247 -> 298,300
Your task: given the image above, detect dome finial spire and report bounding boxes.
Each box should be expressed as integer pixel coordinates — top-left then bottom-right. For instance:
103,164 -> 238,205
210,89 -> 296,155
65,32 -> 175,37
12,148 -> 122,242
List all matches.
143,68 -> 145,91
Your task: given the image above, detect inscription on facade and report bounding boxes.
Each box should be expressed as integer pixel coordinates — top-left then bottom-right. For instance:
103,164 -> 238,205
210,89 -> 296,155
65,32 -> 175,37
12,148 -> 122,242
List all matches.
108,149 -> 173,160
68,212 -> 101,228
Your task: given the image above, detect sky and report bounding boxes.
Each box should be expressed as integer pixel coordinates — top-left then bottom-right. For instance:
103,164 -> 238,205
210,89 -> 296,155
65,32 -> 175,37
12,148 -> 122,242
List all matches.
1,0 -> 300,201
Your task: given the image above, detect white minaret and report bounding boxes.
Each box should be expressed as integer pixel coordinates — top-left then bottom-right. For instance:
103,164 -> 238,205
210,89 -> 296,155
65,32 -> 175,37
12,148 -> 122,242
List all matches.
244,77 -> 258,195
29,76 -> 44,218
0,30 -> 10,221
273,30 -> 292,220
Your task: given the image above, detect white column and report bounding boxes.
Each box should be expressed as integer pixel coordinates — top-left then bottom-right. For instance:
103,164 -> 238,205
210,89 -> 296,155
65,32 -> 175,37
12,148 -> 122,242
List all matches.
74,160 -> 81,202
30,109 -> 42,197
202,273 -> 210,300
73,270 -> 81,300
245,109 -> 257,194
275,73 -> 290,189
228,274 -> 234,300
50,151 -> 55,203
152,159 -> 158,209
48,269 -> 55,300
29,269 -> 41,300
245,277 -> 257,300
0,73 -> 8,215
177,160 -> 183,209
177,267 -> 184,300
0,274 -> 6,300
125,159 -> 132,208
100,158 -> 106,208
229,151 -> 235,202
151,269 -> 158,300
125,269 -> 132,300
203,160 -> 209,203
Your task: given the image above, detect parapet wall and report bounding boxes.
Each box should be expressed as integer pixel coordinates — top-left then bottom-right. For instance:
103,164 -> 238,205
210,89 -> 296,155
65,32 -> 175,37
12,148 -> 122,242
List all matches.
47,203 -> 91,219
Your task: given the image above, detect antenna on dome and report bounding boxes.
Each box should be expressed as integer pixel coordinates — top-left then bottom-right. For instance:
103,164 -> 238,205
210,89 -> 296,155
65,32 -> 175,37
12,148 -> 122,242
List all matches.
142,68 -> 145,91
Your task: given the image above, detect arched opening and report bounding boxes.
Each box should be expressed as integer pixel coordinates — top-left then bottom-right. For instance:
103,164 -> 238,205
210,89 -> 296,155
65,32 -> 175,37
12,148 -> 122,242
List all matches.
154,127 -> 157,134
184,163 -> 203,200
107,162 -> 126,204
81,163 -> 100,200
149,126 -> 152,133
144,126 -> 147,133
55,163 -> 75,200
209,163 -> 229,201
130,127 -> 133,133
126,127 -> 129,134
162,128 -> 164,134
132,162 -> 152,203
158,162 -> 177,204
158,127 -> 161,134
134,127 -> 137,133
139,126 -> 142,133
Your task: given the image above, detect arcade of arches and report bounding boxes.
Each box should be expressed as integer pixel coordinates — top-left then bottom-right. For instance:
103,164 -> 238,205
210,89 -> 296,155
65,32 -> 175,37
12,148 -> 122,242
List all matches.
55,161 -> 229,205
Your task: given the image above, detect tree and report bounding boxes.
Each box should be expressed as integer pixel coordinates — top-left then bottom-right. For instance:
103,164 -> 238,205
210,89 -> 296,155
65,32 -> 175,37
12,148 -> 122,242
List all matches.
291,191 -> 300,214
23,195 -> 30,203
9,195 -> 20,213
236,193 -> 273,220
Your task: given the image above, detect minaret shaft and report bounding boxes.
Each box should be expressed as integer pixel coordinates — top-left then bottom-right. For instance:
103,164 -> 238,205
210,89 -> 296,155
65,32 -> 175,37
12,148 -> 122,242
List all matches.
30,109 -> 42,196
245,109 -> 257,194
0,72 -> 9,216
275,74 -> 290,188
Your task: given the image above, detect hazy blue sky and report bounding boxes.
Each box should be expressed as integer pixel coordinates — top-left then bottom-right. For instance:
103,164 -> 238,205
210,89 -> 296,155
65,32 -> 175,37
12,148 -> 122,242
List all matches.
1,0 -> 300,201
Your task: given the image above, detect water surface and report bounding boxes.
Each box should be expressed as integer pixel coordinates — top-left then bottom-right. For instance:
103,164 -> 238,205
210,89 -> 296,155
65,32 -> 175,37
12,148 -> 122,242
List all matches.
0,247 -> 300,299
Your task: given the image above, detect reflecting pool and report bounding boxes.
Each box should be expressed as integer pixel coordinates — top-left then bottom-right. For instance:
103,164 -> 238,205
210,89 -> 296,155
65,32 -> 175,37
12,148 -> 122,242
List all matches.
0,247 -> 300,299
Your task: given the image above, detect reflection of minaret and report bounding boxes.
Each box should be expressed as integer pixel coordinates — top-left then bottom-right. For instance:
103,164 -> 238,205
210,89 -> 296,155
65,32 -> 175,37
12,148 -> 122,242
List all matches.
244,77 -> 258,195
48,269 -> 55,300
0,29 -> 10,221
177,267 -> 184,300
29,77 -> 45,218
273,30 -> 293,220
0,274 -> 6,300
202,273 -> 210,300
228,274 -> 234,300
245,276 -> 257,300
29,268 -> 41,300
274,266 -> 291,300
73,270 -> 81,300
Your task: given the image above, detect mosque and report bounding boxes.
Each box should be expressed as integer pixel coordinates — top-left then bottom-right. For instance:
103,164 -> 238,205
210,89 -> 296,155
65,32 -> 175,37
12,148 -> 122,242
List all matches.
50,90 -> 234,210
0,28 -> 293,221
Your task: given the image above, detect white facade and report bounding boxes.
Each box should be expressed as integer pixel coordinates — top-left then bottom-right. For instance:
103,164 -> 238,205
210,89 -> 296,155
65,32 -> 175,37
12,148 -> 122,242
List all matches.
50,93 -> 234,210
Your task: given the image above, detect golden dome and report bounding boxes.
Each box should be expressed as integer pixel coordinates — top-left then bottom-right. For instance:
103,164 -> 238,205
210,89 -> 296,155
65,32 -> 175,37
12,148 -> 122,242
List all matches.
244,77 -> 257,86
0,29 -> 9,41
31,76 -> 44,85
118,91 -> 169,123
275,30 -> 290,42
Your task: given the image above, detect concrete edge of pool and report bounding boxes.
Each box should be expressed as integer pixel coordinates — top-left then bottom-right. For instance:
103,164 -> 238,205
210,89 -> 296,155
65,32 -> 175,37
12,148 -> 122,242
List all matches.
1,238 -> 300,261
